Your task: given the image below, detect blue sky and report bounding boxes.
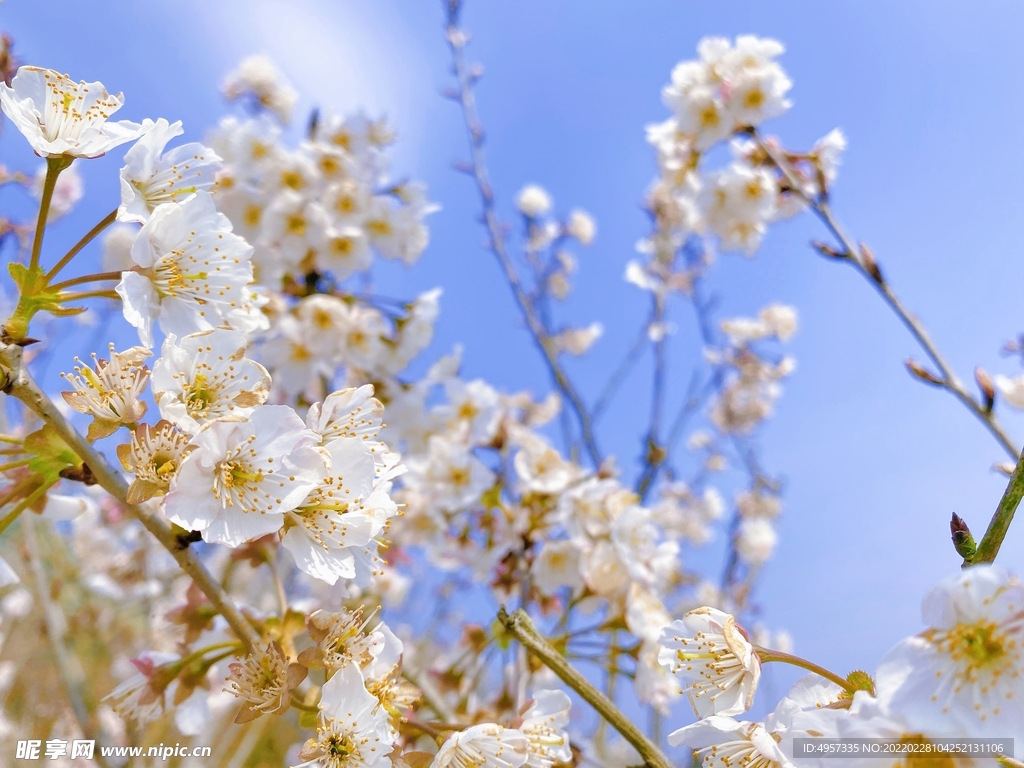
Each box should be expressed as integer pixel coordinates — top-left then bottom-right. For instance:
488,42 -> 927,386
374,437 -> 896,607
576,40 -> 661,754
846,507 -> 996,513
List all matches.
2,0 -> 1024,721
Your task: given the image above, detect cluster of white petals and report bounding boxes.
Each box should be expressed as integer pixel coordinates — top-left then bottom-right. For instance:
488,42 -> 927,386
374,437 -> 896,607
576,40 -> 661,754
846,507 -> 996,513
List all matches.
661,566 -> 1024,764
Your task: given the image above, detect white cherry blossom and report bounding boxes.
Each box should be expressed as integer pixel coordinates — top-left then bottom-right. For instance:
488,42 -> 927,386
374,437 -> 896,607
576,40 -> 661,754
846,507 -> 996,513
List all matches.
668,715 -> 791,768
0,66 -> 151,158
658,607 -> 761,717
151,328 -> 271,434
116,190 -> 254,347
433,723 -> 530,768
519,690 -> 572,768
60,344 -> 151,440
516,185 -> 552,218
222,55 -> 298,124
295,663 -> 393,768
874,565 -> 1024,740
163,405 -> 323,546
282,437 -> 402,586
119,117 -> 222,223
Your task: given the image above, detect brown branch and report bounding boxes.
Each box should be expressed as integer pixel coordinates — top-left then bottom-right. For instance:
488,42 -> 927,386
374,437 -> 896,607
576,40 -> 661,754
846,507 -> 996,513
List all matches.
0,341 -> 262,651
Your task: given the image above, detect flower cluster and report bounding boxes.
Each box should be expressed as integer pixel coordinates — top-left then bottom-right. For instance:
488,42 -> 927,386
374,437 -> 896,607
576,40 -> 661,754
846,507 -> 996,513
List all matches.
208,107 -> 437,292
659,566 -> 1024,765
639,36 -> 845,262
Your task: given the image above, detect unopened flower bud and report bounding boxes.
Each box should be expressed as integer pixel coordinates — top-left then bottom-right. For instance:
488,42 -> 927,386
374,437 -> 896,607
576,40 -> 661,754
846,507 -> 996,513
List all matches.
950,513 -> 976,560
811,240 -> 845,259
974,367 -> 995,413
860,243 -> 883,285
905,358 -> 942,387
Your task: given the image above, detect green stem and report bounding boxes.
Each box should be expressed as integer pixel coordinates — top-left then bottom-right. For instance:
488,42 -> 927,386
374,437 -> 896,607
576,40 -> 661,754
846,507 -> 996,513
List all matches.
58,289 -> 120,302
970,447 -> 1024,565
755,647 -> 855,693
0,481 -> 56,537
28,156 -> 72,273
44,209 -> 118,282
49,270 -> 125,293
497,607 -> 673,768
290,690 -> 319,713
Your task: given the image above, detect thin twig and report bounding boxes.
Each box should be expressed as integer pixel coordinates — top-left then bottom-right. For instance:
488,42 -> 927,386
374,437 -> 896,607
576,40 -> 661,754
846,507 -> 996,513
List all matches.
592,322 -> 651,421
403,668 -> 457,723
444,2 -> 601,466
756,132 -> 1018,460
634,293 -> 668,502
498,607 -> 673,768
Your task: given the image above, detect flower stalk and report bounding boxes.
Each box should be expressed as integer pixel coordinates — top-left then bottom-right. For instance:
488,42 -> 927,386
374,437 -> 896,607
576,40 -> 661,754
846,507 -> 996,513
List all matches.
28,155 -> 73,272
754,646 -> 855,693
44,207 -> 118,281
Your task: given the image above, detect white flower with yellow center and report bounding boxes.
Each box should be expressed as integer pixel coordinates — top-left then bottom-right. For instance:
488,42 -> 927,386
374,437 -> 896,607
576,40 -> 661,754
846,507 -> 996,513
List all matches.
116,420 -> 194,504
206,114 -> 281,175
116,190 -> 255,347
300,608 -> 386,672
163,405 -> 323,546
335,303 -> 388,373
305,385 -> 390,467
152,328 -> 270,434
294,662 -> 393,768
433,724 -> 530,768
0,66 -> 152,158
658,606 -> 761,718
874,565 -> 1024,740
226,641 -> 306,722
262,189 -> 329,266
282,437 -> 401,586
118,117 -> 222,223
259,316 -> 332,400
438,378 -> 503,445
837,692 -> 950,768
519,690 -> 572,768
531,540 -> 584,595
405,435 -> 495,512
316,226 -> 372,281
323,178 -> 371,227
363,195 -> 429,264
61,343 -> 151,440
669,715 -> 792,768
512,431 -> 577,495
295,294 -> 351,359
